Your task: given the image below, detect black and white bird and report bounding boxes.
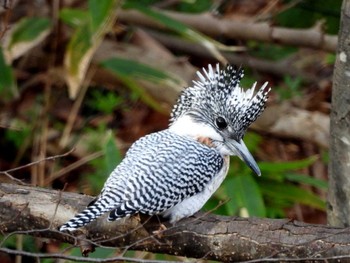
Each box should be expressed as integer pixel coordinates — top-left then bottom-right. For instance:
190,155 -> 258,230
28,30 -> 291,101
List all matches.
59,64 -> 270,232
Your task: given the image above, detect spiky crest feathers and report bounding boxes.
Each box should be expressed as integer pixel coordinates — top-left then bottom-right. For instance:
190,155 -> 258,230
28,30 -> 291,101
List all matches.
169,64 -> 270,139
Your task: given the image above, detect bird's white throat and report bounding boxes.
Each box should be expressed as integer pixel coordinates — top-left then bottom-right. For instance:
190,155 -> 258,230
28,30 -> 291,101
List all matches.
168,115 -> 233,156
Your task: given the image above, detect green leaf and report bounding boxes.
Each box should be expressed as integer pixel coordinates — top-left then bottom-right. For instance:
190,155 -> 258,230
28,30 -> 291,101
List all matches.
87,90 -> 123,114
64,23 -> 92,98
118,73 -> 165,113
260,181 -> 326,211
5,17 -> 52,62
0,47 -> 17,99
89,0 -> 117,32
101,57 -> 183,112
103,130 -> 122,174
101,57 -> 182,85
64,0 -> 118,99
8,18 -> 51,47
59,8 -> 89,27
259,156 -> 318,173
284,173 -> 328,190
225,174 -> 266,217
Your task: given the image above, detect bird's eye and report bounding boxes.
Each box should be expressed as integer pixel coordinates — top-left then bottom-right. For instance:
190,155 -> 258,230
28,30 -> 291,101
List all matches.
215,116 -> 228,130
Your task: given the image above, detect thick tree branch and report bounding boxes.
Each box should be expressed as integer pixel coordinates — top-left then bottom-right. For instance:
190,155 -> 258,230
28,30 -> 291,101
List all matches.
1,183 -> 350,262
118,9 -> 338,52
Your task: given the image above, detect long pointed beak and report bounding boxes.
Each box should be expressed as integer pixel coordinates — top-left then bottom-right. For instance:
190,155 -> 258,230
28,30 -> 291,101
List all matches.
226,139 -> 261,176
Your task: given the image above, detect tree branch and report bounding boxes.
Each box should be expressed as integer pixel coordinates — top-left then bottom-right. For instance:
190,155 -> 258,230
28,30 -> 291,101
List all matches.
118,9 -> 338,52
253,103 -> 329,149
1,183 -> 350,262
146,30 -> 327,83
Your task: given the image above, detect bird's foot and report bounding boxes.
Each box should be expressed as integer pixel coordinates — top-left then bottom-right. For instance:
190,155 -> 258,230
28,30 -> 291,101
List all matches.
152,223 -> 167,238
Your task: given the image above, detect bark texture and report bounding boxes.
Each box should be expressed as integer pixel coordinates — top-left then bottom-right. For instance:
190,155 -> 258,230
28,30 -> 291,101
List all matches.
1,183 -> 350,262
328,0 -> 350,227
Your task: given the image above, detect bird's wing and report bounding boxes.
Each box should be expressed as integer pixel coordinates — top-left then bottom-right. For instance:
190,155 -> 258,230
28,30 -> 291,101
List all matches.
102,130 -> 224,219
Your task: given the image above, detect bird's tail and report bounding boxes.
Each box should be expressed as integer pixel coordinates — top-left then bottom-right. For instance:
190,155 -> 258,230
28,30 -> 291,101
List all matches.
59,197 -> 114,232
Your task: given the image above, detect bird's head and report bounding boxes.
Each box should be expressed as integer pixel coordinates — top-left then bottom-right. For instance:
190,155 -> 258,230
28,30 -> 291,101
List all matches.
169,64 -> 270,176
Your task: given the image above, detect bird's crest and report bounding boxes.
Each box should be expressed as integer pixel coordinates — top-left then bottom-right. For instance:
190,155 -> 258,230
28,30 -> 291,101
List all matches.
170,64 -> 270,140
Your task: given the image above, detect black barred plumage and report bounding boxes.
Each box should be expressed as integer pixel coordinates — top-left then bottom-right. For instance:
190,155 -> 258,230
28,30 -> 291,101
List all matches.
59,64 -> 270,232
60,130 -> 223,231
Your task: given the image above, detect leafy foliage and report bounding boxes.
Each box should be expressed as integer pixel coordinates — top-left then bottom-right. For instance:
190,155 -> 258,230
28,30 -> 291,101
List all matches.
101,57 -> 184,112
87,90 -> 123,114
0,0 -> 330,220
275,0 -> 341,34
205,133 -> 326,218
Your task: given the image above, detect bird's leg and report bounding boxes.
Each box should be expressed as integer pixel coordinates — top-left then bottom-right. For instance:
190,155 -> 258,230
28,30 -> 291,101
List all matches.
151,215 -> 169,238
139,214 -> 168,238
197,136 -> 214,148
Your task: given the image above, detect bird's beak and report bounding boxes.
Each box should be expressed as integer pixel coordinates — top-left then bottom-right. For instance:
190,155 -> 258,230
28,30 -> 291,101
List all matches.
225,139 -> 261,176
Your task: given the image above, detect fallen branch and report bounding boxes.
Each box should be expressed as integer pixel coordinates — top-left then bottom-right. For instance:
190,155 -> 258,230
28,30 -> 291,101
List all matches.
147,30 -> 326,83
253,103 -> 330,149
0,183 -> 349,262
118,9 -> 338,52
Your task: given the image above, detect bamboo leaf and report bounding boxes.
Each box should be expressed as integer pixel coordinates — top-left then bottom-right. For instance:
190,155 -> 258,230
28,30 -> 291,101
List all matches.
101,57 -> 184,87
116,73 -> 165,113
4,17 -> 52,62
64,0 -> 118,99
101,57 -> 184,112
284,173 -> 328,189
89,0 -> 117,32
259,156 -> 318,173
225,174 -> 266,217
59,8 -> 89,27
64,23 -> 93,99
260,181 -> 326,211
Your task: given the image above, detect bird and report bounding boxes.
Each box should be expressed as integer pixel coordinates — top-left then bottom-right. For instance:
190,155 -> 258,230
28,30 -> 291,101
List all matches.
59,64 -> 270,232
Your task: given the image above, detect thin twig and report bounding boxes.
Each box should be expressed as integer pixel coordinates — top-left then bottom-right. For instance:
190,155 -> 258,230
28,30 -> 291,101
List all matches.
45,150 -> 103,185
0,148 -> 75,174
0,149 -> 75,185
1,171 -> 26,184
59,67 -> 95,148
